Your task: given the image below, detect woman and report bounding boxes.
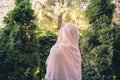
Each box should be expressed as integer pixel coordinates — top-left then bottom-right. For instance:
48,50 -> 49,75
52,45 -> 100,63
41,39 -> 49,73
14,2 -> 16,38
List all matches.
44,22 -> 82,80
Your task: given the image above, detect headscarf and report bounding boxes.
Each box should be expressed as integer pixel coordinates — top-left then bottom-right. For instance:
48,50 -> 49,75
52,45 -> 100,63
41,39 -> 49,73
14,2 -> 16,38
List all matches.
44,22 -> 82,80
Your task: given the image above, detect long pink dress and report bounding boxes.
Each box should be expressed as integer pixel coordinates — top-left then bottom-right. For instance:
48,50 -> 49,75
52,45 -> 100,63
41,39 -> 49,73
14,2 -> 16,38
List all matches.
44,22 -> 82,80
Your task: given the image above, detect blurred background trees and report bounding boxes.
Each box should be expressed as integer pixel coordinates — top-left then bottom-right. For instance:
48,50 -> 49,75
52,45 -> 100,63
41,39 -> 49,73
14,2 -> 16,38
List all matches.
0,0 -> 120,80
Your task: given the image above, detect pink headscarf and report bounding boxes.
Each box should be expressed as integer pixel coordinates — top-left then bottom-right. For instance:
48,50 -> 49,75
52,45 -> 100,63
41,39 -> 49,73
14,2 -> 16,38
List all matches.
44,22 -> 82,80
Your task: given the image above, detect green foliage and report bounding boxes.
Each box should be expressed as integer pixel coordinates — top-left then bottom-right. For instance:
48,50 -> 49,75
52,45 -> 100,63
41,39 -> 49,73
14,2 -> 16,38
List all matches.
80,28 -> 113,80
35,0 -> 90,30
86,0 -> 114,30
111,24 -> 120,80
0,0 -> 40,80
80,0 -> 117,80
35,26 -> 57,79
38,35 -> 57,79
63,2 -> 90,30
4,0 -> 35,25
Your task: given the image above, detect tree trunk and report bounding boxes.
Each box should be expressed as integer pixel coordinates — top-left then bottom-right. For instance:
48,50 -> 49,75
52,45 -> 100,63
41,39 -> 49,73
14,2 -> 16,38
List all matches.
58,0 -> 64,30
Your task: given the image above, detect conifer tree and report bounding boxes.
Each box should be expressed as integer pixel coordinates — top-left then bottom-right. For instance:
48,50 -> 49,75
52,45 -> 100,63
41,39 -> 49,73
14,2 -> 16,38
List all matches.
80,0 -> 115,79
0,0 -> 40,80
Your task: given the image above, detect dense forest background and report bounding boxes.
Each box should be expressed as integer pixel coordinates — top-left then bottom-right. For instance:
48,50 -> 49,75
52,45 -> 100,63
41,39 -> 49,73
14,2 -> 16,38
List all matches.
0,0 -> 120,80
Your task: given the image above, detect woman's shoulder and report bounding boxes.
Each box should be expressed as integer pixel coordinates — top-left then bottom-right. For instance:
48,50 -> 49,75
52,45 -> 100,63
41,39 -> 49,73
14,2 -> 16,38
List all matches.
51,44 -> 66,52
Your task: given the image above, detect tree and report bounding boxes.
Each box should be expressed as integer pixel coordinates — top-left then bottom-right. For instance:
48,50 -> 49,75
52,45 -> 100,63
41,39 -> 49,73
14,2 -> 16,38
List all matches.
80,0 -> 115,79
33,0 -> 89,29
111,23 -> 120,80
0,0 -> 40,80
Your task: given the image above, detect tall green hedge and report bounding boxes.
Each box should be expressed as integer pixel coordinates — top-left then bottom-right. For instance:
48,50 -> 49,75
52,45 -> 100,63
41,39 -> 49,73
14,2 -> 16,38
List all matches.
80,0 -> 120,80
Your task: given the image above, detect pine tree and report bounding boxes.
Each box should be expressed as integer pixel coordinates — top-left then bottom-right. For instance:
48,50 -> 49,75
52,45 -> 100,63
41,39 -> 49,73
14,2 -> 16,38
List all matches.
80,0 -> 115,79
0,0 -> 40,80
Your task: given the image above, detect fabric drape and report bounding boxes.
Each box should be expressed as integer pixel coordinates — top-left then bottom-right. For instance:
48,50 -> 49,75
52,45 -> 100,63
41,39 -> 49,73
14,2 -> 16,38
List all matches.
44,22 -> 82,80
